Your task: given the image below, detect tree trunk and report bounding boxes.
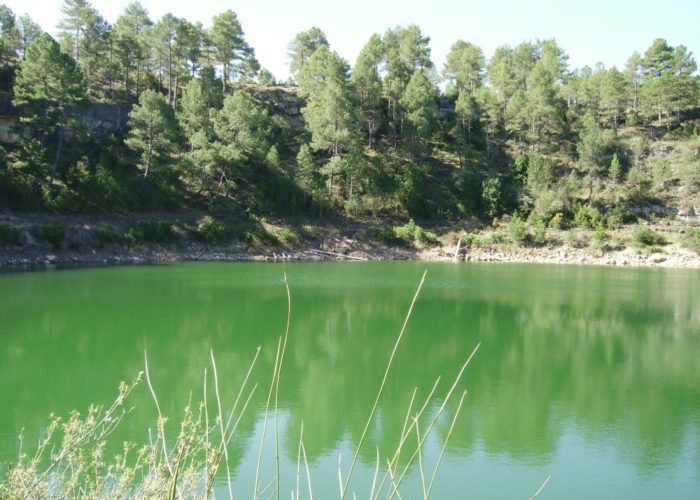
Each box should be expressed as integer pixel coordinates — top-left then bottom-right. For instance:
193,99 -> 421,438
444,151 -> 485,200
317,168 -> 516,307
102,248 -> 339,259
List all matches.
391,100 -> 397,149
144,125 -> 152,178
49,125 -> 65,191
124,65 -> 130,101
173,74 -> 178,108
168,45 -> 173,105
136,64 -> 141,99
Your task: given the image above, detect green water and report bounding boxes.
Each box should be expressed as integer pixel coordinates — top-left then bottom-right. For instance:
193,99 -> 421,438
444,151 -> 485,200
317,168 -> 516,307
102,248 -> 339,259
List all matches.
1,262 -> 699,498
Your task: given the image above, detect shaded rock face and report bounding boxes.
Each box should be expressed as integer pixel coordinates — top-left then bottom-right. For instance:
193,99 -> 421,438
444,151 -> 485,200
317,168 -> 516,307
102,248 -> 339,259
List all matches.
69,102 -> 132,138
0,95 -> 131,143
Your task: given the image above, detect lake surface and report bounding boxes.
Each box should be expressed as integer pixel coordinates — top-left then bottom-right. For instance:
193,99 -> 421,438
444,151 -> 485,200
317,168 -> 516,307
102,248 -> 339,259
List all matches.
1,262 -> 699,498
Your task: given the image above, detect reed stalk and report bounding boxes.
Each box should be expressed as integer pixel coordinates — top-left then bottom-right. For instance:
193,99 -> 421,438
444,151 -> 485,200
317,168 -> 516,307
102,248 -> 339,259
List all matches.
529,476 -> 551,499
425,390 -> 467,499
144,350 -> 172,478
210,350 -> 233,499
340,269 -> 427,499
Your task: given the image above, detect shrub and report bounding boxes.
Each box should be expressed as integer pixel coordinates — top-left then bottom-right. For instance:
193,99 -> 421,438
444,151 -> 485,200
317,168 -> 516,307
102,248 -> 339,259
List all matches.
194,216 -> 227,245
566,230 -> 589,248
362,226 -> 401,245
508,216 -> 528,245
244,225 -> 279,248
464,233 -> 481,248
0,224 -> 22,246
593,224 -> 609,248
96,226 -> 124,247
277,227 -> 299,246
530,217 -> 548,246
682,228 -> 700,254
632,226 -> 667,247
34,224 -> 65,250
605,206 -> 632,229
548,212 -> 565,230
126,221 -> 174,244
573,204 -> 602,229
394,219 -> 438,246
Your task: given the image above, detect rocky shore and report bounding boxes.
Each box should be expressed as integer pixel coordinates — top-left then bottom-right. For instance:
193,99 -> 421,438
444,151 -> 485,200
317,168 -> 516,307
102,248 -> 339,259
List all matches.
1,212 -> 699,270
2,239 -> 700,271
424,243 -> 700,268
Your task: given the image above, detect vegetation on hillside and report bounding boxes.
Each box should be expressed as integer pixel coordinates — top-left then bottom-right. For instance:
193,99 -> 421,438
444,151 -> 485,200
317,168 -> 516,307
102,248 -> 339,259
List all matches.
0,1 -> 698,241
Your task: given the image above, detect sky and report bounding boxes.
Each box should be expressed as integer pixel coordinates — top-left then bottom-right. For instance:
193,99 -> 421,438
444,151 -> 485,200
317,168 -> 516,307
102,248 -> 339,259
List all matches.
4,0 -> 700,80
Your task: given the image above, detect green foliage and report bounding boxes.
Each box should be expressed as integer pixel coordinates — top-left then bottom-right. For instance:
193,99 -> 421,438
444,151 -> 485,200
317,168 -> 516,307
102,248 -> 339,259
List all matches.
529,215 -> 548,246
609,153 -> 622,184
362,225 -> 401,245
632,226 -> 668,247
400,69 -> 438,154
481,176 -> 502,219
0,9 -> 697,236
652,159 -> 671,190
398,166 -> 429,217
213,90 -> 271,163
209,10 -> 252,91
193,215 -> 227,245
277,227 -> 299,246
393,218 -> 437,246
287,27 -> 329,79
573,204 -> 603,229
593,224 -> 609,248
624,167 -> 653,205
508,216 -> 528,245
125,90 -> 180,178
0,224 -> 22,246
265,145 -> 280,169
605,206 -> 634,229
295,143 -> 318,195
34,224 -> 65,250
14,33 -> 86,112
444,40 -> 485,95
243,224 -> 279,248
351,34 -> 383,147
682,228 -> 700,254
126,221 -> 174,244
95,226 -> 123,247
298,46 -> 358,159
13,32 -> 86,189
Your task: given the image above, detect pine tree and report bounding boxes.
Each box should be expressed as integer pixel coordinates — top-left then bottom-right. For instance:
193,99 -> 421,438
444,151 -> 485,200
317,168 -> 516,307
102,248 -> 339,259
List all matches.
178,79 -> 212,149
287,27 -> 328,80
382,25 -> 432,148
13,33 -> 86,189
400,69 -> 437,158
609,153 -> 622,185
209,10 -> 250,92
295,143 -> 317,196
212,90 -> 270,164
298,46 -> 359,158
351,34 -> 383,148
114,1 -> 151,100
125,90 -> 179,178
443,40 -> 485,96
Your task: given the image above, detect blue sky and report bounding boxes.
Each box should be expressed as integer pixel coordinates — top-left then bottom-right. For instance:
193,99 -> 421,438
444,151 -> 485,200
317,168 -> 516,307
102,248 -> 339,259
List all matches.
5,0 -> 700,80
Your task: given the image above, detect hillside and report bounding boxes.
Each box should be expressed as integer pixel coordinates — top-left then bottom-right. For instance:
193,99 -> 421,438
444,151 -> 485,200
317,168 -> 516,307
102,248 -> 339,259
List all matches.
0,2 -> 699,266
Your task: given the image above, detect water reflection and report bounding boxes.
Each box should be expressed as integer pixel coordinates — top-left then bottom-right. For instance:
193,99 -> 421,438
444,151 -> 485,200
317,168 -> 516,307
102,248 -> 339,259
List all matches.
1,262 -> 699,497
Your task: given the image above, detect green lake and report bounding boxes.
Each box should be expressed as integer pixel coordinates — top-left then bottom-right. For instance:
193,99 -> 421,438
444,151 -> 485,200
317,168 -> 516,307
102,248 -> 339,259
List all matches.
1,262 -> 699,498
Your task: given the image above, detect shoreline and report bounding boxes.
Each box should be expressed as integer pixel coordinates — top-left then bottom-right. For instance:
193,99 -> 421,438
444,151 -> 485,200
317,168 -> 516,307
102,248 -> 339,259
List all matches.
2,212 -> 699,271
2,241 -> 700,271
